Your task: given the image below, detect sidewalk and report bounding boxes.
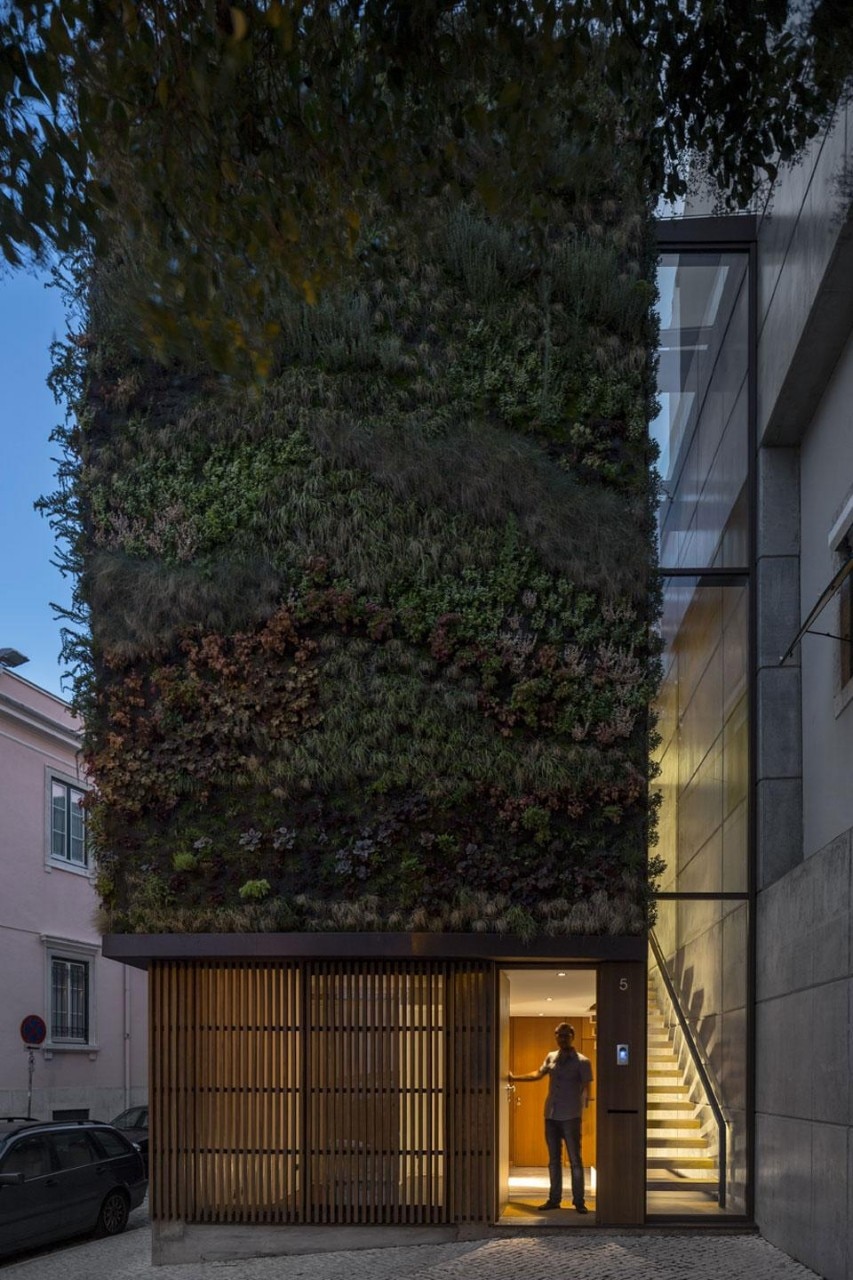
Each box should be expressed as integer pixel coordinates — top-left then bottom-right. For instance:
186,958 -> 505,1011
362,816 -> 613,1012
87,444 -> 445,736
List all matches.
0,1205 -> 823,1280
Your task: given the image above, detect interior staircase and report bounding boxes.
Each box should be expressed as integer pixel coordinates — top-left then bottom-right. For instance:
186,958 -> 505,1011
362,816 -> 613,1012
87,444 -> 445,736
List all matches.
646,978 -> 720,1201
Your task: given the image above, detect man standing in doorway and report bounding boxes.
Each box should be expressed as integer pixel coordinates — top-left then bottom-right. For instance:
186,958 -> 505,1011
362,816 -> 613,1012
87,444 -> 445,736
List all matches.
509,1021 -> 593,1212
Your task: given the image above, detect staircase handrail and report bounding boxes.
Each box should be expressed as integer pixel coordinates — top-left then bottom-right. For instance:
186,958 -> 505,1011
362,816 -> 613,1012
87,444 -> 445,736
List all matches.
648,928 -> 727,1209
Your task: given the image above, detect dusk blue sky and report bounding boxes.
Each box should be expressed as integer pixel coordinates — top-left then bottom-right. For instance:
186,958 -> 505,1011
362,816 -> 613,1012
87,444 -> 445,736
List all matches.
0,269 -> 73,700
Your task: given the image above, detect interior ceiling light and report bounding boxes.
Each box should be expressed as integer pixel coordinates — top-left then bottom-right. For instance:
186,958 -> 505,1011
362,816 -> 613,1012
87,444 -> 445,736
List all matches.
557,971 -> 567,977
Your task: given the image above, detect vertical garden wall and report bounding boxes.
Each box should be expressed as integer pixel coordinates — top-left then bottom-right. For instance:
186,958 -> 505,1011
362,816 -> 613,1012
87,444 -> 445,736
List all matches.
71,199 -> 660,937
47,58 -> 662,937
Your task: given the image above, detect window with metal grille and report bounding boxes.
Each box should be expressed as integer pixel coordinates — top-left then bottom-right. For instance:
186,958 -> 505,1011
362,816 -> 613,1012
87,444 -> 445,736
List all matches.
51,958 -> 90,1042
50,779 -> 87,867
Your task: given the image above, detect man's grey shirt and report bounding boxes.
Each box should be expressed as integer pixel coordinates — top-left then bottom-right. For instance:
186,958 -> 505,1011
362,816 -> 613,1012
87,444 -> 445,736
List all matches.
539,1048 -> 593,1120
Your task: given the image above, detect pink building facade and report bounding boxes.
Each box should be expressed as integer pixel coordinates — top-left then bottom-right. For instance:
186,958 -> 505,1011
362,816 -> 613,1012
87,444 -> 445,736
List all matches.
0,665 -> 147,1121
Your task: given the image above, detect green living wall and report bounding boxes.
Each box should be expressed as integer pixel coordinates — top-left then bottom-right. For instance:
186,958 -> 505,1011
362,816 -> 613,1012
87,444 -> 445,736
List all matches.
66,177 -> 660,937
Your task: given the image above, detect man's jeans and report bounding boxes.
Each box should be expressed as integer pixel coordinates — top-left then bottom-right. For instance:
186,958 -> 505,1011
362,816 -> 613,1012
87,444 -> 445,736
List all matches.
545,1116 -> 585,1206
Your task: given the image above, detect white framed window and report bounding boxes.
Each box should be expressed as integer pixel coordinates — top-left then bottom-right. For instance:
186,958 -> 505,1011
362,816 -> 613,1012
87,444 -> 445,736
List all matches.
42,937 -> 99,1050
46,771 -> 88,871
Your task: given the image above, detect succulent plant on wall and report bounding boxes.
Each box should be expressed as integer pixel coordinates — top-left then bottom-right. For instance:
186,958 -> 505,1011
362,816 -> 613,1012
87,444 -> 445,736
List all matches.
55,161 -> 662,937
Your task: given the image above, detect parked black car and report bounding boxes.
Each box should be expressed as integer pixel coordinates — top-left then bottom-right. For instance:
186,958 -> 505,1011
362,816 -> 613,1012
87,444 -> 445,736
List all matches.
109,1106 -> 149,1174
0,1118 -> 147,1258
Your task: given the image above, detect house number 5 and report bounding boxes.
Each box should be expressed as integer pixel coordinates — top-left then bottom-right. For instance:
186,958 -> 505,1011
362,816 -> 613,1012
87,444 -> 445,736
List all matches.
619,978 -> 628,991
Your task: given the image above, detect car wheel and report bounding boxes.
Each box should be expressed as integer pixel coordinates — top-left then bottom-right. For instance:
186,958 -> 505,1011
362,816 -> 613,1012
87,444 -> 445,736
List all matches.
94,1189 -> 130,1237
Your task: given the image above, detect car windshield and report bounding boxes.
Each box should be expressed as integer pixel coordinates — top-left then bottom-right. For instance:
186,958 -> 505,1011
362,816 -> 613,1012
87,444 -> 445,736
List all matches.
112,1108 -> 143,1127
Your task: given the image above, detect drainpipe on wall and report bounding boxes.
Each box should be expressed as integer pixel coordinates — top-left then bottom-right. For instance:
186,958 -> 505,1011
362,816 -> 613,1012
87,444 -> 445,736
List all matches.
124,967 -> 131,1109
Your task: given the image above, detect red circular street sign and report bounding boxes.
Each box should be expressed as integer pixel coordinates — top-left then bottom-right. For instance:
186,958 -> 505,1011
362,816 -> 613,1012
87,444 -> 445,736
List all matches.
20,1015 -> 47,1046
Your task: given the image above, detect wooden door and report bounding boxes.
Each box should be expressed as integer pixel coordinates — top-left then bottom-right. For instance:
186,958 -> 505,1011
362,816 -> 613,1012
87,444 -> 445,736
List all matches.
497,972 -> 511,1216
509,1017 -> 597,1169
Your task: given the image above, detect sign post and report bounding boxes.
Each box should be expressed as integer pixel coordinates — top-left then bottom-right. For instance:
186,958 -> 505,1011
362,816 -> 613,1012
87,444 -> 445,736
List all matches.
20,1015 -> 47,1120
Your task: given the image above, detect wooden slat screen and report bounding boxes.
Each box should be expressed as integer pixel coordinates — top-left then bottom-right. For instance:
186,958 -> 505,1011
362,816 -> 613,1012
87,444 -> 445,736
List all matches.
150,960 -> 302,1223
150,958 -> 494,1226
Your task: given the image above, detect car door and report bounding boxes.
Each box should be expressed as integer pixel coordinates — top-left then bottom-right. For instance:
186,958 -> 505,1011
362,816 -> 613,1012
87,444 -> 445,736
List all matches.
0,1133 -> 61,1253
48,1129 -> 106,1236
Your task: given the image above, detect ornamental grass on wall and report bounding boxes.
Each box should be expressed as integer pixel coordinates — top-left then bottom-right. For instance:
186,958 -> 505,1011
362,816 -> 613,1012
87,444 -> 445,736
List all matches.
53,183 -> 662,937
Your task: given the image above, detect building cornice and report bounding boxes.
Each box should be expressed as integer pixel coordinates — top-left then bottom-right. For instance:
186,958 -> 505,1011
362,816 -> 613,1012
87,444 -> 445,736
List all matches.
0,688 -> 82,753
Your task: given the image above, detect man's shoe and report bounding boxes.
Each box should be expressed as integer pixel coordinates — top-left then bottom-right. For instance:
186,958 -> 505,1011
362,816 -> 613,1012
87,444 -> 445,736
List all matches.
574,1202 -> 589,1214
537,1201 -> 560,1210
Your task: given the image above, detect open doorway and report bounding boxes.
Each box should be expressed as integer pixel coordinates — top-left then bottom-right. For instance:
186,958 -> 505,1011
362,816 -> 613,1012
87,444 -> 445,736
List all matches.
498,966 -> 597,1225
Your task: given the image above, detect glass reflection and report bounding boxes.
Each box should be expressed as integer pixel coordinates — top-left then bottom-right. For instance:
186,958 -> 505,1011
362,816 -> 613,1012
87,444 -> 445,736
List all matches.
649,572 -> 749,1216
653,253 -> 749,571
655,577 -> 748,894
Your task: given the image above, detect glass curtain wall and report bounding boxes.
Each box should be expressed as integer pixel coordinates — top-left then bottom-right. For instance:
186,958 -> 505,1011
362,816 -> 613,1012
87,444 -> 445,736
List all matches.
649,248 -> 751,1217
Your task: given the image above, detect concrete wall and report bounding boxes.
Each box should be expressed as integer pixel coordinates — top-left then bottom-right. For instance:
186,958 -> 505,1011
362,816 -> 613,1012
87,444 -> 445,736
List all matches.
799,327 -> 853,854
0,668 -> 147,1121
754,104 -> 853,1280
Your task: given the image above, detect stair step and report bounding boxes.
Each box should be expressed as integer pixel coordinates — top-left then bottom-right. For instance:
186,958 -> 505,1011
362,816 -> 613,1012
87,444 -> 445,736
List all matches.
647,1118 -> 701,1129
647,1137 -> 708,1150
647,1178 -> 718,1194
647,1155 -> 717,1169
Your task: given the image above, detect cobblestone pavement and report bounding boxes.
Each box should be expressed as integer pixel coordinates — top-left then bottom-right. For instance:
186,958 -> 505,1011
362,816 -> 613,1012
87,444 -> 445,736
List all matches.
0,1204 -> 822,1280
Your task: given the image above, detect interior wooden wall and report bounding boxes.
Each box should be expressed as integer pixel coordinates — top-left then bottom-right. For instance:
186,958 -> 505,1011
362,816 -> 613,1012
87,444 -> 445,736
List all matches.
509,1016 -> 597,1169
149,959 -> 494,1225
